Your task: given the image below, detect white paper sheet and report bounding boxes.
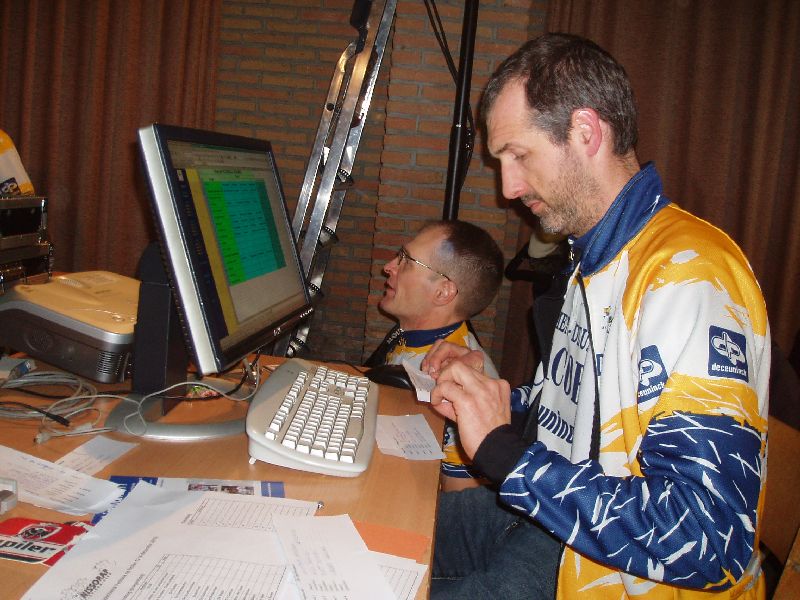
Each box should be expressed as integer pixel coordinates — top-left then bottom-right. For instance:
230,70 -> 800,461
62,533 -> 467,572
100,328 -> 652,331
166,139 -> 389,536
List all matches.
273,514 -> 396,600
22,482 -> 319,600
375,414 -> 445,460
371,550 -> 428,600
55,435 -> 138,475
0,444 -> 123,515
401,359 -> 436,403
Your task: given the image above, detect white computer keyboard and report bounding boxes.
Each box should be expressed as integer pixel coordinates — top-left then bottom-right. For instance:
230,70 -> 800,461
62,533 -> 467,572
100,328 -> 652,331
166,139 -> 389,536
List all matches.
245,357 -> 378,477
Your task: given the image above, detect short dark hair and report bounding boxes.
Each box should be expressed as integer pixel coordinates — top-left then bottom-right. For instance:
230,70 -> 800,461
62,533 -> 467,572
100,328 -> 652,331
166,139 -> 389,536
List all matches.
425,220 -> 504,318
480,33 -> 638,155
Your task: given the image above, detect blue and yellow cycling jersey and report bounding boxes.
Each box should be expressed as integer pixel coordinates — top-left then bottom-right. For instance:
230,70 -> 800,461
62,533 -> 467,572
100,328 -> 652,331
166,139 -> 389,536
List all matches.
503,164 -> 769,599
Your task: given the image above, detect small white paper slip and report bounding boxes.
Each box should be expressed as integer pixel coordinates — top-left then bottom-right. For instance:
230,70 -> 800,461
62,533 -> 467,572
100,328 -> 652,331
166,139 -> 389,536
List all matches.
273,514 -> 395,600
376,414 -> 445,460
401,359 -> 435,403
56,435 -> 138,475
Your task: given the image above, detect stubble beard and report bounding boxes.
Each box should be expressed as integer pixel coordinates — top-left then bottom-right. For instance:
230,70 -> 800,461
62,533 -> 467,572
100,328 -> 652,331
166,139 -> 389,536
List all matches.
534,151 -> 601,236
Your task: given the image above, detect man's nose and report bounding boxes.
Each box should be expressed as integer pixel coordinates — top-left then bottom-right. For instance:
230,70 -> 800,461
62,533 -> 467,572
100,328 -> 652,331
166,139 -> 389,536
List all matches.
384,256 -> 398,276
501,163 -> 527,201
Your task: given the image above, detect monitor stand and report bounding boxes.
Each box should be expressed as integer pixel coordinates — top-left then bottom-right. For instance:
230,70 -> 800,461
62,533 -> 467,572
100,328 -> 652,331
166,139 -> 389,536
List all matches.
104,243 -> 246,441
103,382 -> 247,441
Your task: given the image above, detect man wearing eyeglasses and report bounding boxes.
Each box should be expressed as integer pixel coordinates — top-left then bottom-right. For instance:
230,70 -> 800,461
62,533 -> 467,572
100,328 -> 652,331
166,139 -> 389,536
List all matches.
367,219 -> 503,491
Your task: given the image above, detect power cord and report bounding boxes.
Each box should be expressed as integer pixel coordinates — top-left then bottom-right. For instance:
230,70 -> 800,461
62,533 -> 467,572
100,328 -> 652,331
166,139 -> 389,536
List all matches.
0,371 -> 98,422
0,357 -> 266,442
0,370 -> 115,443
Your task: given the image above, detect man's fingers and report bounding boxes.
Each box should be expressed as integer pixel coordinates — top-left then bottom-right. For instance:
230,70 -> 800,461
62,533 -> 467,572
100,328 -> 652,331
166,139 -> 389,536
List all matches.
431,377 -> 459,403
430,397 -> 456,420
421,340 -> 470,377
435,358 -> 483,389
430,372 -> 511,459
462,350 -> 485,372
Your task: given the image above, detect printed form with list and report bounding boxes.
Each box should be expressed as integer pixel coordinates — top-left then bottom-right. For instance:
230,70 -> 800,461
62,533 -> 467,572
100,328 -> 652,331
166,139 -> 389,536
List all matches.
21,481 -> 427,600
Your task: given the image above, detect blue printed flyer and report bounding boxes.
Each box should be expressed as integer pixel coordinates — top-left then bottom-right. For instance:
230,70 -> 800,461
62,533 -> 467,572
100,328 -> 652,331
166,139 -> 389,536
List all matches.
92,476 -> 285,524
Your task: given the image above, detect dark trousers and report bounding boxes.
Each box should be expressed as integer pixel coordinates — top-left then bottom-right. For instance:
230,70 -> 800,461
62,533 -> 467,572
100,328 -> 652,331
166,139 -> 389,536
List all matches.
431,485 -> 561,599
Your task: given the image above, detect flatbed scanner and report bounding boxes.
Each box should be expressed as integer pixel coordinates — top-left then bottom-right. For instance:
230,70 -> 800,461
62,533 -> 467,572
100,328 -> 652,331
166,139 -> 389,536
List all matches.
0,271 -> 138,383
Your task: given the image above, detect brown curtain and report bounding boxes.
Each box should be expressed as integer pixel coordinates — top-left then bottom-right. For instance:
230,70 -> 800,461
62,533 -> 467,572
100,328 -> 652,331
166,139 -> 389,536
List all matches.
0,0 -> 221,277
502,0 -> 800,384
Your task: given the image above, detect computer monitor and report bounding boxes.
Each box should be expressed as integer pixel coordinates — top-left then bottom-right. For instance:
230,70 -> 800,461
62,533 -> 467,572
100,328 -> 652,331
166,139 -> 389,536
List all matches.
105,124 -> 312,440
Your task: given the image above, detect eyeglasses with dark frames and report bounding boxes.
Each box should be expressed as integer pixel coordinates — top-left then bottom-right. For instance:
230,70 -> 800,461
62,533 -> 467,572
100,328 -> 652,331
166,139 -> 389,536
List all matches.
396,246 -> 454,283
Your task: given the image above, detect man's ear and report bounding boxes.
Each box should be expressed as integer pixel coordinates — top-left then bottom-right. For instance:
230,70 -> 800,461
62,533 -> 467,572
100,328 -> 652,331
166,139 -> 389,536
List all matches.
433,279 -> 458,307
571,108 -> 603,157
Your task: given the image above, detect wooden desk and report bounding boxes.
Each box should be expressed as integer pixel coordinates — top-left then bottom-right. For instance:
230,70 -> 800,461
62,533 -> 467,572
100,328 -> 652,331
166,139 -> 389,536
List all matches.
774,524 -> 800,598
0,361 -> 444,599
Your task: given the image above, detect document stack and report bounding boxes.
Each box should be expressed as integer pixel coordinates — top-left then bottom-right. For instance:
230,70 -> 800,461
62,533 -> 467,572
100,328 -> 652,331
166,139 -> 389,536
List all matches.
0,129 -> 52,295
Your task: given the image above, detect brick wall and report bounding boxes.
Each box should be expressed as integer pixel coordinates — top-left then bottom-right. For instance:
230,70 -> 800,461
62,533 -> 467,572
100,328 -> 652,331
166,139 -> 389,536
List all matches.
216,0 -> 547,374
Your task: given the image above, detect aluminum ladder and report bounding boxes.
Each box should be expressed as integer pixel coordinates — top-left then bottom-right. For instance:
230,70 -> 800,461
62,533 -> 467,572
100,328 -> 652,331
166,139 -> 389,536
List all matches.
275,0 -> 396,357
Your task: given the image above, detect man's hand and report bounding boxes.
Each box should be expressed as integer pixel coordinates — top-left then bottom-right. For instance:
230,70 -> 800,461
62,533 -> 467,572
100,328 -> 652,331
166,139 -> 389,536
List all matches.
421,339 -> 484,378
430,360 -> 511,459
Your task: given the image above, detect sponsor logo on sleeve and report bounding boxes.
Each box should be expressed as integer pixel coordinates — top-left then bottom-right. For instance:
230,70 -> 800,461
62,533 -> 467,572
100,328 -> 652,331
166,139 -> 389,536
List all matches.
637,345 -> 667,403
0,176 -> 21,196
708,326 -> 748,381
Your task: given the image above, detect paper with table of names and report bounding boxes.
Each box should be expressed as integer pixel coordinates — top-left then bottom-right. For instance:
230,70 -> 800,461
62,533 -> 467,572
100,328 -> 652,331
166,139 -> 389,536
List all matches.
21,482 -> 317,600
22,482 -> 428,600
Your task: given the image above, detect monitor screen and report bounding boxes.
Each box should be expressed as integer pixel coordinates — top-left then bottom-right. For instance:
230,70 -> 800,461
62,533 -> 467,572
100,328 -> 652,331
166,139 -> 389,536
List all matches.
105,124 -> 312,441
137,124 -> 312,376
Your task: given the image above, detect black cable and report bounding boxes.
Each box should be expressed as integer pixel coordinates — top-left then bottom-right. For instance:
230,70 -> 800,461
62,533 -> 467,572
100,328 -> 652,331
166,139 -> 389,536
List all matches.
0,401 -> 71,426
423,0 -> 476,193
424,0 -> 458,80
8,387 -> 78,400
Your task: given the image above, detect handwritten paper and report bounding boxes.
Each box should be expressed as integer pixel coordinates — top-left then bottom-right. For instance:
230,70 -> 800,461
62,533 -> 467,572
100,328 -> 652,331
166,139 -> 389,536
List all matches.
273,514 -> 395,600
375,414 -> 445,460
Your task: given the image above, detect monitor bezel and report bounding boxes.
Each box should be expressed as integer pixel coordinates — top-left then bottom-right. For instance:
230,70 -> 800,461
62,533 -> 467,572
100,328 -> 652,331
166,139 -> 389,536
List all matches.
137,123 -> 312,376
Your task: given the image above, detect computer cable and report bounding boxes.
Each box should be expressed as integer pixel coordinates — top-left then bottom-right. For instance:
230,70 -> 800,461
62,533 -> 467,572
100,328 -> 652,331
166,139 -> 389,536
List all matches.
162,350 -> 265,402
34,410 -> 117,444
0,371 -> 98,422
117,356 -> 265,437
0,400 -> 71,426
0,370 -> 121,442
1,359 -> 265,440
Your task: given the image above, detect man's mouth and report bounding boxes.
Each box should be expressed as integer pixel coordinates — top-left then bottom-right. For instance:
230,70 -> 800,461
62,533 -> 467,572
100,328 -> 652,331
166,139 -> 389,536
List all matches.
522,196 -> 543,211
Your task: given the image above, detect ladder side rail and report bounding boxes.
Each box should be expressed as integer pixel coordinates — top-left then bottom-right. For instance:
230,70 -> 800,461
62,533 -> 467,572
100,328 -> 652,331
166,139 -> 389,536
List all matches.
278,0 -> 397,357
303,0 -> 396,288
296,27 -> 376,275
299,0 -> 395,279
292,44 -> 357,245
